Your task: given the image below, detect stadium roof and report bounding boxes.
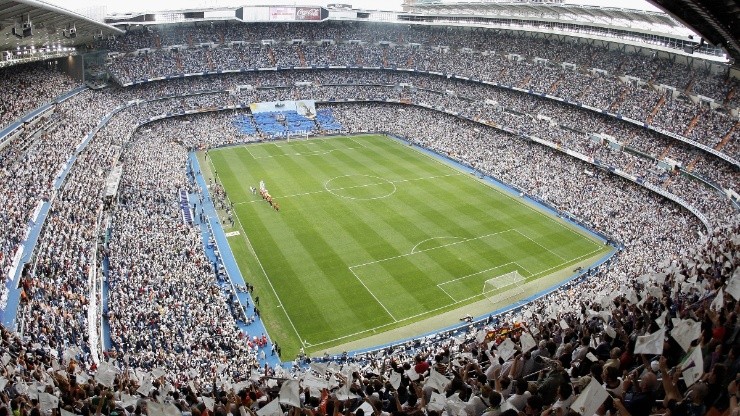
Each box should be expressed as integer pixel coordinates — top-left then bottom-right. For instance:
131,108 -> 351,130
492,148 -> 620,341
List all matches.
647,0 -> 740,65
0,0 -> 123,53
407,2 -> 697,39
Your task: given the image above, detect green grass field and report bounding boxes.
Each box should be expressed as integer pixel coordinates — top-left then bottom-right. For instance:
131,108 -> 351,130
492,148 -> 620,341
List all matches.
203,135 -> 610,357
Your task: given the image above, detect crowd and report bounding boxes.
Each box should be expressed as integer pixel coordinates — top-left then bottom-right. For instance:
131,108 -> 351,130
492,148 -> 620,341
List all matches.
105,52 -> 739,161
0,62 -> 79,132
0,34 -> 736,416
0,95 -> 735,415
101,23 -> 739,119
105,122 -> 264,380
327,103 -> 702,276
0,89 -> 110,312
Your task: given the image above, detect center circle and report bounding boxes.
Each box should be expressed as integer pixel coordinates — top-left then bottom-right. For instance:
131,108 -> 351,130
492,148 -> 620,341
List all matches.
324,174 -> 397,200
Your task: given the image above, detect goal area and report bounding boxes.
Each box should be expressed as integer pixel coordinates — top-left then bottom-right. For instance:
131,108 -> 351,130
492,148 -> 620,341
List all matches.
482,270 -> 526,304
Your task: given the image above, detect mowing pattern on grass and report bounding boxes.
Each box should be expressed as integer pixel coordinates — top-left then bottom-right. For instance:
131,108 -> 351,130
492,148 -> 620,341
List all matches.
207,135 -> 609,353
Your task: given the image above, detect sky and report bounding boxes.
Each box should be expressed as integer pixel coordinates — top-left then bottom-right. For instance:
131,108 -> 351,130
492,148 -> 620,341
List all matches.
45,0 -> 662,16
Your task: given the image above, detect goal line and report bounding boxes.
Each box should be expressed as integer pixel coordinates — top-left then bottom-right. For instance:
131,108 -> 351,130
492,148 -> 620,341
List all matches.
482,270 -> 526,305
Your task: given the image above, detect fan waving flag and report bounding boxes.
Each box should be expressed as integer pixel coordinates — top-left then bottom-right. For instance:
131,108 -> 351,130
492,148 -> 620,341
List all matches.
634,328 -> 665,355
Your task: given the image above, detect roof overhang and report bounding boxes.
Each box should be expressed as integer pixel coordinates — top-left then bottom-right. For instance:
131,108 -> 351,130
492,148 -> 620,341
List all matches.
646,0 -> 739,65
0,0 -> 124,56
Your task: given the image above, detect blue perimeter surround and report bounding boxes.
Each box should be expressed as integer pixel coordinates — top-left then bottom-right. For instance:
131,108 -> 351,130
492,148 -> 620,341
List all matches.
189,135 -> 618,362
189,153 -> 282,367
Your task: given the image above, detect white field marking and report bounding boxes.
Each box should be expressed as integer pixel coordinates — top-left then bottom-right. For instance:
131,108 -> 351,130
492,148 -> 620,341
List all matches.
324,174 -> 397,201
250,143 -> 363,159
348,267 -> 398,322
348,136 -> 371,149
436,284 -> 457,302
349,229 -> 516,270
232,172 -> 463,205
436,262 -> 515,288
512,229 -> 567,261
224,137 -> 602,250
308,245 -> 607,348
526,246 -> 603,279
272,138 -> 328,148
383,137 -> 604,250
435,261 -> 531,300
513,261 -> 533,276
390,172 -> 463,184
245,146 -> 258,160
214,138 -> 608,346
205,155 -> 307,347
410,236 -> 464,254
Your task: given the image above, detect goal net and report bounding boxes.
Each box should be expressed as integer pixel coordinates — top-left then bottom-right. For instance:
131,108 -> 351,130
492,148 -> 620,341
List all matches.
286,131 -> 310,141
482,270 -> 526,305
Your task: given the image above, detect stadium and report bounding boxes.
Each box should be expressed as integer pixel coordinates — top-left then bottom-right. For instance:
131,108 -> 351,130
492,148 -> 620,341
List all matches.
0,0 -> 738,414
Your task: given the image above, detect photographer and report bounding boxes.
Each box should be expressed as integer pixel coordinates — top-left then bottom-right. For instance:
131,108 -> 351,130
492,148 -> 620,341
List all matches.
535,358 -> 568,406
611,366 -> 658,416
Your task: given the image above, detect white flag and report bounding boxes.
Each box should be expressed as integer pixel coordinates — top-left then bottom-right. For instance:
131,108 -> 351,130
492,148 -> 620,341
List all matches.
571,378 -> 609,416
497,338 -> 516,362
137,377 -> 154,396
425,369 -> 451,392
604,325 -> 616,339
680,347 -> 704,388
670,319 -> 701,352
519,332 -> 536,353
95,361 -> 118,388
356,402 -> 374,415
309,362 -> 328,374
201,397 -> 215,411
279,379 -> 301,407
120,394 -> 139,409
389,372 -> 401,390
726,273 -> 740,301
335,383 -> 358,401
256,399 -> 281,416
147,401 -> 181,416
405,368 -> 420,381
302,374 -> 328,394
151,367 -> 167,379
38,392 -> 59,413
427,392 -> 447,412
634,328 -> 665,355
445,393 -> 466,416
710,288 -> 724,311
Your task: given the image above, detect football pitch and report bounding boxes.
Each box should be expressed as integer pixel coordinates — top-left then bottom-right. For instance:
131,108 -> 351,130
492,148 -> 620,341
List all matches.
202,135 -> 611,356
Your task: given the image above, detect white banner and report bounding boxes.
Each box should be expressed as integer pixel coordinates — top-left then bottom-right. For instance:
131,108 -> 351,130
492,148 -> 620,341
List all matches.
249,100 -> 316,119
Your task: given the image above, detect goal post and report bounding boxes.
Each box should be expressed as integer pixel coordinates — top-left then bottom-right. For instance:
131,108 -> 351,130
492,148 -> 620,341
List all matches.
286,130 -> 310,142
483,270 -> 526,304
